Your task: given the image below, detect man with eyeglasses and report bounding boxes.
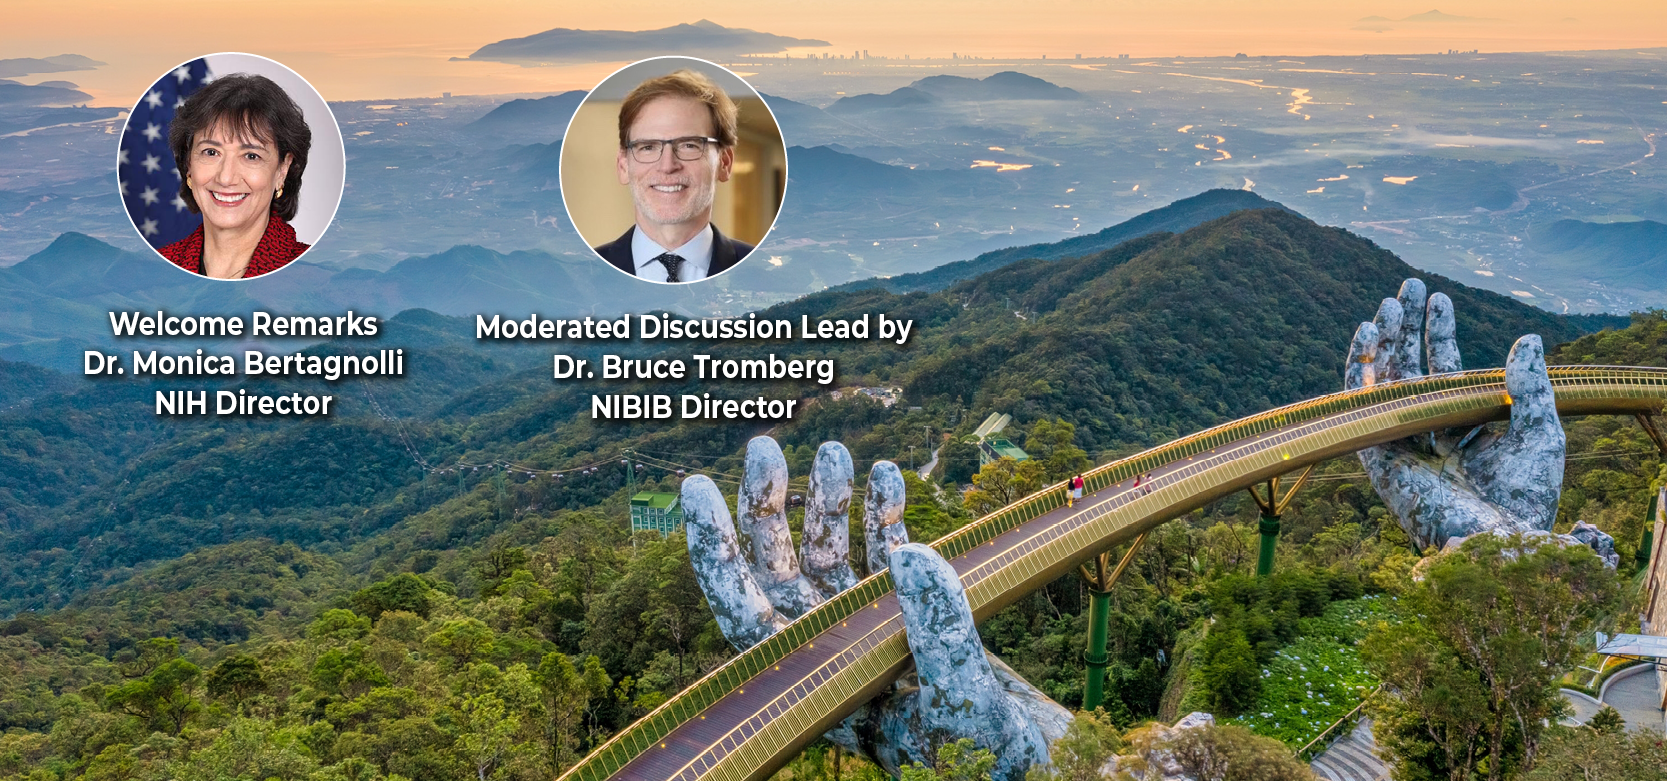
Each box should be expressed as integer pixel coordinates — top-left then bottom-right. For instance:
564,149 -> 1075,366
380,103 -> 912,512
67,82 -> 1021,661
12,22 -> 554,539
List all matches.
593,69 -> 754,283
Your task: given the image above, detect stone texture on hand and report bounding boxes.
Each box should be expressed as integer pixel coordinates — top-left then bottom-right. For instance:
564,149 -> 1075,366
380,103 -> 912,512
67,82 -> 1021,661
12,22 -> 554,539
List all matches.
801,441 -> 859,595
1344,279 -> 1617,567
681,436 -> 1070,780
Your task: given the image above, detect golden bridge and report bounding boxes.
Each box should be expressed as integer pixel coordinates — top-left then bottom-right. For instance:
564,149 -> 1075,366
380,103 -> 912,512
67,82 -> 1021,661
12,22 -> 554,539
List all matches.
560,366 -> 1667,781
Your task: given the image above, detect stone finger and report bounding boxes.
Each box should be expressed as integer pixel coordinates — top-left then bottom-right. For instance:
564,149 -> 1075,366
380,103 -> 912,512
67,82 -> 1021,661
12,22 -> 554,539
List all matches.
863,460 -> 909,575
801,441 -> 859,596
1370,297 -> 1404,382
1394,278 -> 1427,378
681,475 -> 785,650
1425,292 -> 1462,374
1467,335 -> 1564,529
738,436 -> 822,617
890,544 -> 1049,780
1345,322 -> 1379,391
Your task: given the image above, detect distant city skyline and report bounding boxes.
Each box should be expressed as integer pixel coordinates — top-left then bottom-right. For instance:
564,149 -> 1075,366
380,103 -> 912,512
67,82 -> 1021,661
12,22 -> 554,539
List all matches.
4,0 -> 1664,102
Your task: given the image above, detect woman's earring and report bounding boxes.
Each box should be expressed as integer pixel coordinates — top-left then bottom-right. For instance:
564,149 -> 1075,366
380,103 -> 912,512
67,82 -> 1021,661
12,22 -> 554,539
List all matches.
276,187 -> 284,199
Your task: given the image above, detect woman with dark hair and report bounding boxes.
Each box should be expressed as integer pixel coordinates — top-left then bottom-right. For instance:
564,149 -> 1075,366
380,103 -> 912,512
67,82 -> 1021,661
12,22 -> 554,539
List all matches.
159,73 -> 312,279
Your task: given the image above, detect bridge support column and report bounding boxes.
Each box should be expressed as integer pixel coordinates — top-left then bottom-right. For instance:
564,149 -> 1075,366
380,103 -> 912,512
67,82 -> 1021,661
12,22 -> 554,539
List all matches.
1079,531 -> 1147,711
1645,490 -> 1662,571
1638,413 -> 1667,457
1257,515 -> 1281,577
1637,415 -> 1665,572
1082,587 -> 1112,711
1246,465 -> 1315,578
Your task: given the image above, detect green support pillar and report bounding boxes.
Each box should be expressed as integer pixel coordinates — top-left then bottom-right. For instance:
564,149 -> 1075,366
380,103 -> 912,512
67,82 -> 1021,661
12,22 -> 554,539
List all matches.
1082,587 -> 1112,711
1635,415 -> 1665,572
1257,514 -> 1281,577
1643,490 -> 1661,571
1247,465 -> 1314,578
1079,532 -> 1146,712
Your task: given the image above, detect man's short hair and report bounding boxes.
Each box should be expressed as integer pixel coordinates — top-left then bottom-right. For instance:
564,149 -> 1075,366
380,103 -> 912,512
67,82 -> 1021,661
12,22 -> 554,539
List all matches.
617,69 -> 739,149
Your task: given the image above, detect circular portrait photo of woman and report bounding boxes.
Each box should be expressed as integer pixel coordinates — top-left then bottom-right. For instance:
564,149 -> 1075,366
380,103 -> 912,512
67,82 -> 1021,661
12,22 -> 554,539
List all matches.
118,53 -> 345,280
560,56 -> 786,285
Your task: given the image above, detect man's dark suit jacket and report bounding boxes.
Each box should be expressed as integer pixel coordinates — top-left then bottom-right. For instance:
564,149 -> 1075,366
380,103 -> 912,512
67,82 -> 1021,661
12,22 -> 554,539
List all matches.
593,224 -> 754,281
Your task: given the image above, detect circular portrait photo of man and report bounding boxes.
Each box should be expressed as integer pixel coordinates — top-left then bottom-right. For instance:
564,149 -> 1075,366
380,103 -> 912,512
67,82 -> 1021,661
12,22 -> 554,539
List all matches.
118,53 -> 345,280
560,57 -> 786,284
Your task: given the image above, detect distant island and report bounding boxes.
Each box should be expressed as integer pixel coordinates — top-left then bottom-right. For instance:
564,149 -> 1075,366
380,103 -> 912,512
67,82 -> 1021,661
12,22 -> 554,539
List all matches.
0,53 -> 104,78
829,71 -> 1081,113
455,19 -> 830,65
1357,9 -> 1498,23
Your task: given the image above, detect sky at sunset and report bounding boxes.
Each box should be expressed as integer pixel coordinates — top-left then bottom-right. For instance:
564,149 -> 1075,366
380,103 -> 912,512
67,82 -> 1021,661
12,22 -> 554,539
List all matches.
5,0 -> 1664,103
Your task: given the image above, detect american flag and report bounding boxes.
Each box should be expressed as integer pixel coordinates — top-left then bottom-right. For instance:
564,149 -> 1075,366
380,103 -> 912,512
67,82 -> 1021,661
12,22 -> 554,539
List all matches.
120,59 -> 210,249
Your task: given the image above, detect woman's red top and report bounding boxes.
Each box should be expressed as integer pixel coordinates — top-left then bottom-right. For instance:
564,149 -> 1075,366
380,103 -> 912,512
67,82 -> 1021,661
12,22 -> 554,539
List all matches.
158,212 -> 310,279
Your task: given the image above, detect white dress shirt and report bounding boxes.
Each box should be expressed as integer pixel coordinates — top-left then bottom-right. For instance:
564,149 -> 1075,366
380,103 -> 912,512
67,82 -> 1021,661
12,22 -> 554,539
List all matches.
631,224 -> 714,283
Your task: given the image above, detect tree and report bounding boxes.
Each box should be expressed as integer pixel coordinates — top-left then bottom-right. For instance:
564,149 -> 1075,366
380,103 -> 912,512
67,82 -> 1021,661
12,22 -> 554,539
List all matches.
579,655 -> 613,744
1198,629 -> 1261,716
1522,724 -> 1667,780
453,692 -> 524,781
309,609 -> 373,643
1162,723 -> 1315,781
312,644 -> 391,698
900,739 -> 997,781
426,618 -> 497,669
1363,624 -> 1489,781
940,437 -> 982,485
350,573 -> 434,620
206,654 -> 267,711
1587,705 -> 1625,735
1362,534 -> 1621,781
1025,709 -> 1121,781
964,457 -> 1046,516
164,718 -> 319,780
639,532 -> 708,686
475,543 -> 531,596
1024,418 -> 1091,481
118,637 -> 184,679
536,652 -> 590,772
902,470 -> 965,543
104,658 -> 202,735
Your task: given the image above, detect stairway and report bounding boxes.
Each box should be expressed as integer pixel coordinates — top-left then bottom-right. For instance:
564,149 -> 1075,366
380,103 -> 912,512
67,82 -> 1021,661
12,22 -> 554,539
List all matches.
1309,718 -> 1389,781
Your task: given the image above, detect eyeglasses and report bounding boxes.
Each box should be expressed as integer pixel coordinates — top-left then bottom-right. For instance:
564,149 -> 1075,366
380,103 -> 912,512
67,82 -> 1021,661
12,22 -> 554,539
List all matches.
626,136 -> 720,164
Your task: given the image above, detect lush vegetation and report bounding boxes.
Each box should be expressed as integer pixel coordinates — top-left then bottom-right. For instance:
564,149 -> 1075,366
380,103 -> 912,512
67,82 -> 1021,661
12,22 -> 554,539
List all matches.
1363,534 -> 1623,781
1226,597 -> 1391,750
0,211 -> 1657,779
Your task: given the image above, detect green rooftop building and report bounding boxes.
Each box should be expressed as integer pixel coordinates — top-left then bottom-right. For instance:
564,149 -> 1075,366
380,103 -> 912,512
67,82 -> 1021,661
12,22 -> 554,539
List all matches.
979,437 -> 1029,466
971,412 -> 1029,467
630,492 -> 683,536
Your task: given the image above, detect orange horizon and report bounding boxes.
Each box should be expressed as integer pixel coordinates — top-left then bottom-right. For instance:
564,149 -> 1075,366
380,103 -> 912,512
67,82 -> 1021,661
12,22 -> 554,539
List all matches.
4,1 -> 1664,102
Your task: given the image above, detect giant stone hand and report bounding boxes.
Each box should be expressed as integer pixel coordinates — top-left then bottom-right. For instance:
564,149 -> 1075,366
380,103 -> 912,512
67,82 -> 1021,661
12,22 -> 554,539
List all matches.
1344,279 -> 1616,565
682,436 -> 1070,781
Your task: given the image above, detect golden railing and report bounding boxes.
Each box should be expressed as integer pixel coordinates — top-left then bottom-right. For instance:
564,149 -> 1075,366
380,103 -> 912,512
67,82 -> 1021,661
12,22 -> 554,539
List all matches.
562,366 -> 1667,781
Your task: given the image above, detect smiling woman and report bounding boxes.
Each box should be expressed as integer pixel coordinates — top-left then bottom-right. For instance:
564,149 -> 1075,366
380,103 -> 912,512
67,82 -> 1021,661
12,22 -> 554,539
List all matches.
118,53 -> 344,281
159,74 -> 311,279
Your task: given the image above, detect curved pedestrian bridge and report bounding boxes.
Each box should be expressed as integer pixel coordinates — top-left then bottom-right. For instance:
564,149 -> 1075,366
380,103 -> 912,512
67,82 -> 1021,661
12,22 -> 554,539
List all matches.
561,366 -> 1667,781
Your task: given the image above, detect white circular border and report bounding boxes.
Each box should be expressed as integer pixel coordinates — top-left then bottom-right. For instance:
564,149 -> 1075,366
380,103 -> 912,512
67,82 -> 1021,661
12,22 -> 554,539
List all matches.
116,51 -> 347,282
557,55 -> 790,286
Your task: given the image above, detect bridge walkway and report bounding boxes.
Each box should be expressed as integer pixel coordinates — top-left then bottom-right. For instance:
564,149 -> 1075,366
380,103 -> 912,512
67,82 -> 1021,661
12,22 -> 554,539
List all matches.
563,367 -> 1667,781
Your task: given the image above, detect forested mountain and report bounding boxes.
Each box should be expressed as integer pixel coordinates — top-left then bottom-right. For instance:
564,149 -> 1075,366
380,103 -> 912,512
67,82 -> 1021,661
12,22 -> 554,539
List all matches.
0,198 -> 1650,779
0,205 -> 1623,613
830,188 -> 1299,294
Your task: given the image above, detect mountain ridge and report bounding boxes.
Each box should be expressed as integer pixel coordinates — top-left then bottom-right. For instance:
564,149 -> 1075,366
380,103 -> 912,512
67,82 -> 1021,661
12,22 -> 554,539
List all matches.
458,20 -> 830,64
829,188 -> 1301,295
